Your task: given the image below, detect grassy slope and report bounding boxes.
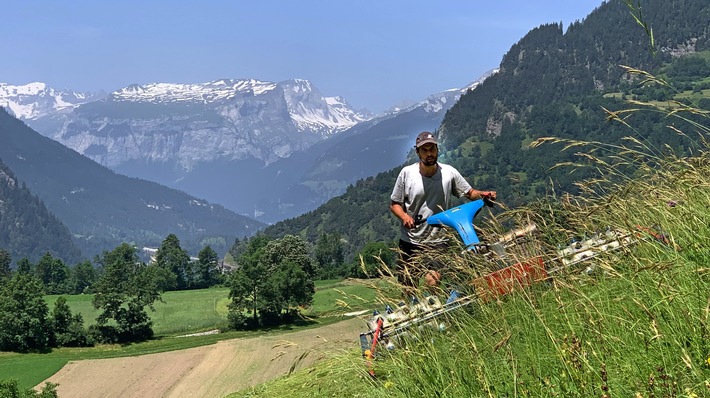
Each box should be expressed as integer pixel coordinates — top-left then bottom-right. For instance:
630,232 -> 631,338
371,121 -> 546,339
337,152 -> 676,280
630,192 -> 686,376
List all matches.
228,105 -> 710,397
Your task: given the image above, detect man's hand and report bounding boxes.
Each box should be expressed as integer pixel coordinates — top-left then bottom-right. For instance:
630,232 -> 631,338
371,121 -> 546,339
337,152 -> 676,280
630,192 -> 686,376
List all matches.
469,189 -> 497,201
390,201 -> 416,229
481,191 -> 497,201
401,214 -> 415,229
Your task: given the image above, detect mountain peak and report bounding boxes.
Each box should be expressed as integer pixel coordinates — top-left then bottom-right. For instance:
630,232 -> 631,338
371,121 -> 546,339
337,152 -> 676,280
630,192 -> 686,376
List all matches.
279,80 -> 369,136
110,79 -> 279,103
1,82 -> 48,96
0,82 -> 98,119
281,78 -> 313,92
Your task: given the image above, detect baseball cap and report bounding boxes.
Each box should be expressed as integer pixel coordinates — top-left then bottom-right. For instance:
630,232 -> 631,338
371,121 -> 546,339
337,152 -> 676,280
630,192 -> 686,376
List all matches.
415,131 -> 437,148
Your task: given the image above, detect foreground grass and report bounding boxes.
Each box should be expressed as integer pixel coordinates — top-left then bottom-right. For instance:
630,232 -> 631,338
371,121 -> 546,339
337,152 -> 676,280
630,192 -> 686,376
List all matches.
233,250 -> 709,397
232,180 -> 710,398
1,279 -> 378,390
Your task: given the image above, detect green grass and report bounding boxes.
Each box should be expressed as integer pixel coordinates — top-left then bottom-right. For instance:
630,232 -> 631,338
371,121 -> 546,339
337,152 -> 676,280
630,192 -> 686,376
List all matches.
306,279 -> 379,316
230,172 -> 710,397
44,287 -> 233,336
150,288 -> 232,334
3,279 -> 380,390
41,281 -> 378,337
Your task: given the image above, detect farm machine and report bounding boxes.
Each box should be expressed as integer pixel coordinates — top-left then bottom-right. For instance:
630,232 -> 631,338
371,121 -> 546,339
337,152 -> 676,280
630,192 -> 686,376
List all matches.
359,199 -> 642,375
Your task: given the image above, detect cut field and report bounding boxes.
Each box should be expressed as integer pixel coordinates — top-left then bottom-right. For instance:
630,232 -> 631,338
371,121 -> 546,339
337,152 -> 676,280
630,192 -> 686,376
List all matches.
36,316 -> 366,398
15,279 -> 380,396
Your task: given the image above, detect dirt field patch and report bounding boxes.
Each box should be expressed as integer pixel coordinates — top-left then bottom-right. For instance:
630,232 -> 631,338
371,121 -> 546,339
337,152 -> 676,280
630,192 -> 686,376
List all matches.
37,317 -> 366,398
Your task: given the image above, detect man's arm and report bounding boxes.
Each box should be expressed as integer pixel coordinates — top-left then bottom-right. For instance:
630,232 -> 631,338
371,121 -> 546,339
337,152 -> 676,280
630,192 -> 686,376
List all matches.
467,189 -> 497,201
450,166 -> 495,202
390,201 -> 415,229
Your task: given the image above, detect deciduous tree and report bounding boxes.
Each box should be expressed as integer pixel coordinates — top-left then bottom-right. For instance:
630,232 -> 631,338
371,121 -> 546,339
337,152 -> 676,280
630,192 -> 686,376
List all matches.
352,241 -> 395,278
92,243 -> 165,343
228,235 -> 271,328
315,232 -> 345,279
0,379 -> 58,398
228,235 -> 315,328
35,252 -> 70,294
72,260 -> 97,294
51,297 -> 91,347
16,257 -> 32,275
0,273 -> 51,352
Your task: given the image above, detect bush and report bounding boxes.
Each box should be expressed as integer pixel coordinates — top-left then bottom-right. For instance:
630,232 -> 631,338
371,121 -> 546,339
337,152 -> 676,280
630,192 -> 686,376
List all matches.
0,379 -> 58,398
54,315 -> 93,347
89,305 -> 154,344
227,311 -> 258,330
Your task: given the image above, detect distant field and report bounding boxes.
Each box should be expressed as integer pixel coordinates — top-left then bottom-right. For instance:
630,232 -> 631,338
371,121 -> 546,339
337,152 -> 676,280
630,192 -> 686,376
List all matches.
3,278 -> 381,390
43,279 -> 378,336
306,279 -> 380,316
45,287 -> 232,336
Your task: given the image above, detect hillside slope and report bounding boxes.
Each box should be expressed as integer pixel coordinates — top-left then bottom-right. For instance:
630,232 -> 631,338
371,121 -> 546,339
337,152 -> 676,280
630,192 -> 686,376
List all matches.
0,108 -> 264,258
0,159 -> 81,264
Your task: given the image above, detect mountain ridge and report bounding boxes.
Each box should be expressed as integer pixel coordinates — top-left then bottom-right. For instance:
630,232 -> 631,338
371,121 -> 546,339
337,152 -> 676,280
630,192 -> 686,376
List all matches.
0,107 -> 265,259
0,158 -> 82,264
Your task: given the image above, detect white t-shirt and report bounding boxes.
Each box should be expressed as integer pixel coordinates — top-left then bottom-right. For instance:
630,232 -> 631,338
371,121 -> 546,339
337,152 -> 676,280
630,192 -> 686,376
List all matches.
390,162 -> 472,245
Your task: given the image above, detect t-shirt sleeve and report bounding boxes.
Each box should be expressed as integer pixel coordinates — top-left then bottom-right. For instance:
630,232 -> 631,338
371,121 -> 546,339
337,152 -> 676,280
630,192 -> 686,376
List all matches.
390,169 -> 406,203
451,169 -> 472,198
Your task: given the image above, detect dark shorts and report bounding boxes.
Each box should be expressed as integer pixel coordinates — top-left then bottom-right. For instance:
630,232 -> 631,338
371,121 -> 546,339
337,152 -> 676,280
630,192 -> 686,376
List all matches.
396,239 -> 449,287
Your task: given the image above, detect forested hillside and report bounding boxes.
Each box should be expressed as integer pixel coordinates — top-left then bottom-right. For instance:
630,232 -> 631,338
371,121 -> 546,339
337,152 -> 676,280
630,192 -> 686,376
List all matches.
0,108 -> 265,259
262,0 -> 710,262
439,0 -> 710,204
0,159 -> 81,264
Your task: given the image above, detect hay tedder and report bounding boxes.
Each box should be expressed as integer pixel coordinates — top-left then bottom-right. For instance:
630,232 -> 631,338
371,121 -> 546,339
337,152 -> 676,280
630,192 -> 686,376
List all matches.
359,199 -> 639,374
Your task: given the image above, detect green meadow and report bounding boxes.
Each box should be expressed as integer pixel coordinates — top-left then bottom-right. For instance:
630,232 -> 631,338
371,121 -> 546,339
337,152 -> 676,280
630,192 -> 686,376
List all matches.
0,279 -> 378,390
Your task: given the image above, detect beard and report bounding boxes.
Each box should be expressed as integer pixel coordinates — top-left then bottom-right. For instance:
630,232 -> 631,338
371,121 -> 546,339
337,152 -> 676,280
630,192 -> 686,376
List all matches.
421,155 -> 438,167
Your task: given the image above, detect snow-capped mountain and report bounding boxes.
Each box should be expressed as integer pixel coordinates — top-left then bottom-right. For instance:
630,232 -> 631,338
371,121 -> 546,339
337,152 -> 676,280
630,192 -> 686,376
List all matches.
110,79 -> 278,103
384,69 -> 497,116
281,79 -> 371,136
10,78 -> 371,171
0,82 -> 101,119
0,70 -> 494,223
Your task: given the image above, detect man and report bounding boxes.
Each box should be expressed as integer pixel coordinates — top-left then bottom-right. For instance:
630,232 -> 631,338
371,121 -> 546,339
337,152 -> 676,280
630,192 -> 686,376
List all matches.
389,131 -> 496,289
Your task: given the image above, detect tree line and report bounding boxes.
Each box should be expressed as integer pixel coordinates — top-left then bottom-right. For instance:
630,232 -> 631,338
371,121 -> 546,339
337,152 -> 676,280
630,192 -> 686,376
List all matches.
0,233 -> 221,352
0,159 -> 82,265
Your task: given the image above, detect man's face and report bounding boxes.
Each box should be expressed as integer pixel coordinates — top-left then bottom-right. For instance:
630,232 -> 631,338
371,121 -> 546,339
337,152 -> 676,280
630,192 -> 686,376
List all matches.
417,143 -> 438,166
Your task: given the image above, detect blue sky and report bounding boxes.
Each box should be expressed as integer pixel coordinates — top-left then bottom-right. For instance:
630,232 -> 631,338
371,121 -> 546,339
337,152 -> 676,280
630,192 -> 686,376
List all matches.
1,1 -> 605,113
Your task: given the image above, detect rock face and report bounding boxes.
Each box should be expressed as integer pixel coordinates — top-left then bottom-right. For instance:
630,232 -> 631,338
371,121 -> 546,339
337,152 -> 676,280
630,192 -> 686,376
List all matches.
7,78 -> 371,171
